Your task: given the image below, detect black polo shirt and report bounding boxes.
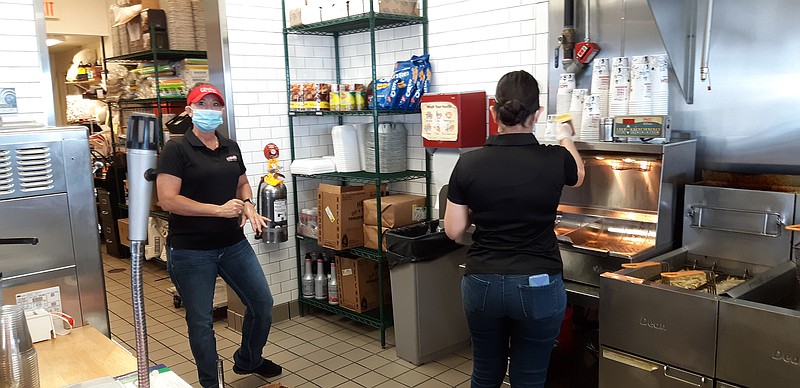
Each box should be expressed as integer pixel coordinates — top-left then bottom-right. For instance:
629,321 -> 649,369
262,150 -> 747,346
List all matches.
448,133 -> 578,275
157,130 -> 247,250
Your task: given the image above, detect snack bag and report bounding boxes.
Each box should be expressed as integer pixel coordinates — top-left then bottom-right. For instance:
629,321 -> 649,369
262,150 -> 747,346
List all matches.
408,54 -> 431,110
390,60 -> 414,110
371,77 -> 394,109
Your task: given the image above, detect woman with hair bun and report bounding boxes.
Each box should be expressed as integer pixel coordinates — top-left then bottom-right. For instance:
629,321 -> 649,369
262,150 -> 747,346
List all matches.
444,70 -> 584,388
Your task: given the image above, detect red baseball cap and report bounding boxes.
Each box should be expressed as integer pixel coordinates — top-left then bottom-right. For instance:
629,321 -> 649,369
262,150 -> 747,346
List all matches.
187,84 -> 225,106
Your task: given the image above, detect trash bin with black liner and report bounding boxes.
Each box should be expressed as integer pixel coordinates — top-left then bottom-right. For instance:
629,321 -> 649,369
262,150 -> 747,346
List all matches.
386,220 -> 471,365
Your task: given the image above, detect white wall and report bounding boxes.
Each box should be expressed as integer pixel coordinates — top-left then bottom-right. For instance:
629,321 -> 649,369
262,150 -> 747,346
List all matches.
224,0 -> 551,306
0,0 -> 52,125
45,0 -> 111,36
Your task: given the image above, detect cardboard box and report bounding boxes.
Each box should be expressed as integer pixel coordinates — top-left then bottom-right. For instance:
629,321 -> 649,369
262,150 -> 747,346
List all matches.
317,183 -> 386,250
140,0 -> 161,10
117,218 -> 131,247
289,5 -> 322,27
363,194 -> 427,228
363,224 -> 390,250
226,285 -> 245,333
335,255 -> 392,313
348,0 -> 419,16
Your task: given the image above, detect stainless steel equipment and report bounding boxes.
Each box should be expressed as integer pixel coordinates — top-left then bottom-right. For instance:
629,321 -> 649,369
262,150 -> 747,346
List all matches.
0,125 -> 109,336
600,182 -> 799,387
556,140 -> 696,292
126,113 -> 160,387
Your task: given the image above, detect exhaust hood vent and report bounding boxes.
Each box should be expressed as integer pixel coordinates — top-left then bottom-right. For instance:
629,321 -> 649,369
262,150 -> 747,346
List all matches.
647,0 -> 698,104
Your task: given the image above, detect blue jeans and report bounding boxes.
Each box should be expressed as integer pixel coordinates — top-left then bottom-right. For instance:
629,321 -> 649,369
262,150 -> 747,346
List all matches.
462,273 -> 566,388
167,239 -> 274,388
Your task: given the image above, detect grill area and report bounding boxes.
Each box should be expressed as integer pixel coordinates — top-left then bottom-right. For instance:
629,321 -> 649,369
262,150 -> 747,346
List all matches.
599,182 -> 800,387
555,140 -> 697,298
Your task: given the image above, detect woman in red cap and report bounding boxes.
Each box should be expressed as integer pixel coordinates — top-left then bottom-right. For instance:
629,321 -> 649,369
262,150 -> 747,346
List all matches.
157,82 -> 282,387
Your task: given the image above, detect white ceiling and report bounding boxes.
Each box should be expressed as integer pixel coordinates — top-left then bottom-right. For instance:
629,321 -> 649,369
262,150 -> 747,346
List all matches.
48,34 -> 102,54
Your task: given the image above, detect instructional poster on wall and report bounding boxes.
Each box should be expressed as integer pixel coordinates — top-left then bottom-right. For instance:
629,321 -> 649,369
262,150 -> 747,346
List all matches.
16,286 -> 62,313
0,88 -> 18,114
421,101 -> 459,141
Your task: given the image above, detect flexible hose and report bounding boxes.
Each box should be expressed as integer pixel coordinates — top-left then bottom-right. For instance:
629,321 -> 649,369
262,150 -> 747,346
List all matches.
131,241 -> 150,387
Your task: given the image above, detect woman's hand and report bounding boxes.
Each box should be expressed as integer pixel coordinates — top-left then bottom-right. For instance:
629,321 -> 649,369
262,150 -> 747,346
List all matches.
241,201 -> 270,233
218,199 -> 245,218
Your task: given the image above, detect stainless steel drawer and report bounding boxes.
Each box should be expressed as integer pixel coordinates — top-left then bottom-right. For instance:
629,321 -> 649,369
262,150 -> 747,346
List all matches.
600,346 -> 714,388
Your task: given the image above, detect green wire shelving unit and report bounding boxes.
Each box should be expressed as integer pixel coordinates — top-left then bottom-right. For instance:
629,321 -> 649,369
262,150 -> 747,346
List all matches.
282,0 -> 429,348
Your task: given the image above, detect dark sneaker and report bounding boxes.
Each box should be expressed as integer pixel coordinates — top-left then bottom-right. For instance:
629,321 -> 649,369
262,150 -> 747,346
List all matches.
233,358 -> 282,378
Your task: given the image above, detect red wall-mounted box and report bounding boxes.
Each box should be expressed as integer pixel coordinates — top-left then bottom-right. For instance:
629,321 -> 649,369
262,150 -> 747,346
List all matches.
421,91 -> 487,148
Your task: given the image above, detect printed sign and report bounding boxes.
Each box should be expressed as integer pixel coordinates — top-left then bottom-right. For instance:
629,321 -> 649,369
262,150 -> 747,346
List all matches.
44,1 -> 56,19
16,286 -> 63,313
0,88 -> 18,114
421,101 -> 459,141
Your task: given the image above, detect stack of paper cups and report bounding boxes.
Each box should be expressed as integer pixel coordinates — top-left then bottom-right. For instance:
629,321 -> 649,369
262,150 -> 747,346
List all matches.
556,73 -> 576,115
591,58 -> 611,118
609,57 -> 630,117
629,56 -> 653,115
544,114 -> 558,141
649,54 -> 669,115
569,89 -> 588,138
580,94 -> 602,142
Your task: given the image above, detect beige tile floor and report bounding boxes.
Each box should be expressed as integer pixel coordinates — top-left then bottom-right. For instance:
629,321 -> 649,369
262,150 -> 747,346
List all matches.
102,253 -> 476,387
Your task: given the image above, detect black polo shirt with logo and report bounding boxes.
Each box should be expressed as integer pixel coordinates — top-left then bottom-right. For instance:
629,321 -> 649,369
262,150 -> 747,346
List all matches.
157,130 -> 247,250
447,133 -> 578,276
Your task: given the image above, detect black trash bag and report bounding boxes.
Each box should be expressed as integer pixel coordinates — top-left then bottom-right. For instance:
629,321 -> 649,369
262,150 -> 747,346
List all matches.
165,112 -> 193,135
385,220 -> 462,269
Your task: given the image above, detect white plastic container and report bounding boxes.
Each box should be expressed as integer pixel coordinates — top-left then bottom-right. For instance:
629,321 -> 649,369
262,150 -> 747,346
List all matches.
331,124 -> 361,172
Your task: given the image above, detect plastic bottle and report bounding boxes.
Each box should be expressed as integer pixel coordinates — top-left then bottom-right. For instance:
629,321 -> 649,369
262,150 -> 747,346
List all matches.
302,257 -> 314,298
328,262 -> 338,305
314,259 -> 327,300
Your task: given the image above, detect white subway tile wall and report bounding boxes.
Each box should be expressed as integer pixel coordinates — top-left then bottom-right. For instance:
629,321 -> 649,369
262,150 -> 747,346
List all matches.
0,0 -> 48,124
224,0 -> 551,305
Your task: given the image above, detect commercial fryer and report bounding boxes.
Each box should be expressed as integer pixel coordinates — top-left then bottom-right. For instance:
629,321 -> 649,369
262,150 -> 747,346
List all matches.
599,183 -> 799,387
555,140 -> 696,295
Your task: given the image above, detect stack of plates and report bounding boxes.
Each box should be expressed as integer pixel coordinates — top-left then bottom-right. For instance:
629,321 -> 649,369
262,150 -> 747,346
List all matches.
332,125 -> 362,172
556,73 -> 576,115
163,0 -> 197,50
364,123 -> 407,173
191,0 -> 207,51
569,89 -> 588,138
580,95 -> 602,142
629,56 -> 653,115
649,54 -> 669,115
591,58 -> 611,118
609,57 -> 630,117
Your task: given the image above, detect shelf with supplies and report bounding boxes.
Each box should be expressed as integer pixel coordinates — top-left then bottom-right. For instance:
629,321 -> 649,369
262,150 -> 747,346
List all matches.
283,0 -> 429,348
296,235 -> 384,262
292,170 -> 428,184
285,13 -> 423,35
105,49 -> 207,63
289,109 -> 419,116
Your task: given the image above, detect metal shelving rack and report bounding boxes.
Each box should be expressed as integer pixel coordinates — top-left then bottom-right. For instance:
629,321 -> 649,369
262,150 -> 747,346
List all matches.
282,1 -> 429,348
104,48 -> 207,221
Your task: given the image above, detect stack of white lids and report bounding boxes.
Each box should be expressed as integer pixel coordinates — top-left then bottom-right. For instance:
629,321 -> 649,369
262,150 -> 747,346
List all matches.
331,125 -> 361,172
289,157 -> 337,175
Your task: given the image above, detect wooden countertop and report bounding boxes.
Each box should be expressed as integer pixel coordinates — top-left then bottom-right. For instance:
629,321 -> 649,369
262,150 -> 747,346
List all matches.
34,325 -> 137,388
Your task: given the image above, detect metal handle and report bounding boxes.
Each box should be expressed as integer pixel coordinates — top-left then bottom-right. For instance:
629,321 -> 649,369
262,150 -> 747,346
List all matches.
0,237 -> 39,245
602,348 -> 659,372
663,365 -> 705,387
687,205 -> 783,237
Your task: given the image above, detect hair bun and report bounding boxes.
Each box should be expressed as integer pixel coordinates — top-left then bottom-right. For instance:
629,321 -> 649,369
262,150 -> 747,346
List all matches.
497,99 -> 530,126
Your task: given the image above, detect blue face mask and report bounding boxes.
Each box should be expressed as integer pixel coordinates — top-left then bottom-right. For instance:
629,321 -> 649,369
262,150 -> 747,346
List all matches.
192,109 -> 223,132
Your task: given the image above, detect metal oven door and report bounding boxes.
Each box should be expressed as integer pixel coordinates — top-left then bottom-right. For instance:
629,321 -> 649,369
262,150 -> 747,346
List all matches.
600,346 -> 714,388
0,193 -> 76,278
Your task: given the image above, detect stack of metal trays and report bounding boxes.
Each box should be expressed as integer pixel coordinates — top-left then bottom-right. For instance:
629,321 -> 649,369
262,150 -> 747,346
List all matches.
364,122 -> 407,173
